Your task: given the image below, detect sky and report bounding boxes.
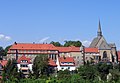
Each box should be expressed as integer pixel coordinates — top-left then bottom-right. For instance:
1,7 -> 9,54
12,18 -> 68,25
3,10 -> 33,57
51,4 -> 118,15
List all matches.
0,0 -> 120,49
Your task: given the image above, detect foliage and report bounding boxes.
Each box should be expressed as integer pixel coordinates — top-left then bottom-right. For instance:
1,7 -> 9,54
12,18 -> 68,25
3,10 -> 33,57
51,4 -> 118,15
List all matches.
50,40 -> 82,47
96,63 -> 113,80
32,54 -> 49,79
50,41 -> 62,47
0,46 -> 5,60
2,59 -> 21,82
4,45 -> 12,55
78,65 -> 98,81
64,40 -> 82,47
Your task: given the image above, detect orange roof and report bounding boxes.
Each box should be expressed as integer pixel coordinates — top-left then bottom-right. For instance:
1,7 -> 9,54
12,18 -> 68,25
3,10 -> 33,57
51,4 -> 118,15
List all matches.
59,57 -> 75,63
57,46 -> 80,52
85,48 -> 99,53
0,60 -> 8,67
48,58 -> 57,67
9,43 -> 57,50
17,55 -> 31,64
117,51 -> 120,61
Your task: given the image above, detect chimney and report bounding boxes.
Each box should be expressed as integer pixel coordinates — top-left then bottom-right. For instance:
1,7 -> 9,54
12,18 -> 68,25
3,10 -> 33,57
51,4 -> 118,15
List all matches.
14,42 -> 17,45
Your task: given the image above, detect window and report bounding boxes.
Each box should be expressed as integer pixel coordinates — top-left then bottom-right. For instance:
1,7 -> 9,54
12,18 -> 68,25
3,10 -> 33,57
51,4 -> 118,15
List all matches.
22,70 -> 28,72
61,68 -> 64,69
103,51 -> 107,58
68,67 -> 70,69
20,64 -> 28,67
21,60 -> 28,63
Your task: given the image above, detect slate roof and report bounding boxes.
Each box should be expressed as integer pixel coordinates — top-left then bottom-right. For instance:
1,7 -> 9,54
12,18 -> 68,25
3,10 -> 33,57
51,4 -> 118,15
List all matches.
89,36 -> 101,48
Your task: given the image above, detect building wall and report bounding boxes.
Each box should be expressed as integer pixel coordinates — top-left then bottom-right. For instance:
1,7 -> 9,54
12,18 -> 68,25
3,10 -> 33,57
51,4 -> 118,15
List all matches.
70,52 -> 83,67
17,64 -> 33,72
99,50 -> 112,61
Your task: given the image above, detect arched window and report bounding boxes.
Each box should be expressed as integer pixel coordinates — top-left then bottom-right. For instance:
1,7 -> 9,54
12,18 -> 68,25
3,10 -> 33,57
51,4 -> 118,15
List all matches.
103,51 -> 107,58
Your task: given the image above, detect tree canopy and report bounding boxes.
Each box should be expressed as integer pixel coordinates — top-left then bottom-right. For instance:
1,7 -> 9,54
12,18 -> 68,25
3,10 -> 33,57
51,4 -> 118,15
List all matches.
50,40 -> 82,47
32,54 -> 49,79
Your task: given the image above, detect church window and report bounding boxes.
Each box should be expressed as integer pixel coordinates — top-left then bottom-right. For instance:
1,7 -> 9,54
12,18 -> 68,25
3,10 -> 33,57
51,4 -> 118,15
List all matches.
103,51 -> 107,58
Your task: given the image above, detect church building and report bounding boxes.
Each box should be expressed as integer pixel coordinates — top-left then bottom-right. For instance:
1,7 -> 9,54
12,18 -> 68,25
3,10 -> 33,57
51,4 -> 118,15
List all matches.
89,20 -> 117,63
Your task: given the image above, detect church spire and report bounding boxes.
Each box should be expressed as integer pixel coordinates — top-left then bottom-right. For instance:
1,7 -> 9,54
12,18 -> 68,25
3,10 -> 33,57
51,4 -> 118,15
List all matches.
97,20 -> 102,37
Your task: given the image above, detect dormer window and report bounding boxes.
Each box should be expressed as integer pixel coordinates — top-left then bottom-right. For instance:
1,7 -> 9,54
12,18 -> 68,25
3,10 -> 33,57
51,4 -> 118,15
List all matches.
21,60 -> 28,63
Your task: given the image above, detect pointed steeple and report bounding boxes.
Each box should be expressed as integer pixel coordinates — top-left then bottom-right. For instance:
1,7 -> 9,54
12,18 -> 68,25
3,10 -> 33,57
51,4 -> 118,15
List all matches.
97,20 -> 102,37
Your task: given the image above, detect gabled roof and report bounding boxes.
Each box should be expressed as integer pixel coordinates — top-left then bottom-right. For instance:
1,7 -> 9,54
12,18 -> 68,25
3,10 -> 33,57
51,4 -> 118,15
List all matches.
0,60 -> 8,67
48,58 -> 57,67
17,55 -> 31,64
58,57 -> 75,66
85,48 -> 99,53
9,43 -> 57,50
89,37 -> 101,48
57,46 -> 80,52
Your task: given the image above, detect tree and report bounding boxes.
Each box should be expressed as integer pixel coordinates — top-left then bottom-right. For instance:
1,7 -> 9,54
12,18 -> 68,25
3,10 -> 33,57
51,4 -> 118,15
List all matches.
78,65 -> 98,81
64,40 -> 82,47
0,46 -> 5,60
57,69 -> 71,81
3,59 -> 19,82
32,54 -> 49,79
96,63 -> 113,80
50,41 -> 62,47
4,45 -> 12,56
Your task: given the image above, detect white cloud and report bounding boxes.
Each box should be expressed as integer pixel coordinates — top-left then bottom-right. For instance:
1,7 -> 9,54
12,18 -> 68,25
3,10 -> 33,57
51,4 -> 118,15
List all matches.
0,34 -> 5,39
39,37 -> 50,43
5,36 -> 11,41
0,34 -> 12,41
82,40 -> 91,47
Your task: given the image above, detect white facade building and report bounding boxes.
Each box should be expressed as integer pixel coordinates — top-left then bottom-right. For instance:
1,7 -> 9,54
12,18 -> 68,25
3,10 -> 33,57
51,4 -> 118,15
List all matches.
56,57 -> 76,71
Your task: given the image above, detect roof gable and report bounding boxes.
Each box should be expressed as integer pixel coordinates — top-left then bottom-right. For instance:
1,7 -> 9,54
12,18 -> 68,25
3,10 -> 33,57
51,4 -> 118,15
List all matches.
17,55 -> 31,63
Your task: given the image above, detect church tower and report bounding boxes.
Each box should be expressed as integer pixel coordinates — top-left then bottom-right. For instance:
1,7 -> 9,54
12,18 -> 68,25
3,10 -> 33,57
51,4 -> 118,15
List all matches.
97,20 -> 102,37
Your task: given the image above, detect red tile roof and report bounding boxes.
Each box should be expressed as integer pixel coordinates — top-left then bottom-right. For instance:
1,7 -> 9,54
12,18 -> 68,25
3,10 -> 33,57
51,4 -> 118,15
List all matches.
58,57 -> 75,66
85,48 -> 99,53
9,43 -> 57,50
117,51 -> 120,61
48,58 -> 57,67
57,46 -> 80,52
0,60 -> 8,67
17,55 -> 31,64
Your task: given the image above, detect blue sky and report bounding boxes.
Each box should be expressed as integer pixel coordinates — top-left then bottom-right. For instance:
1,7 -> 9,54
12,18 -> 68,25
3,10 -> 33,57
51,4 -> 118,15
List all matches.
0,0 -> 120,49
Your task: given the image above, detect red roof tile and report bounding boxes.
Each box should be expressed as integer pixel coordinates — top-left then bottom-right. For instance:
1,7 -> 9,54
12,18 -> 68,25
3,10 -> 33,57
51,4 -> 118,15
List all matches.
57,46 -> 80,52
48,58 -> 57,67
0,60 -> 8,67
58,57 -> 75,66
9,43 -> 57,50
17,55 -> 31,64
85,48 -> 99,53
117,51 -> 120,61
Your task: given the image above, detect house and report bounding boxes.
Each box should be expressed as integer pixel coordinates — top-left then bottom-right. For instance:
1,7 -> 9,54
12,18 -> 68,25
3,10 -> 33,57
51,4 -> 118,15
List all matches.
7,43 -> 59,62
0,60 -> 8,79
57,46 -> 83,67
56,57 -> 76,71
17,55 -> 32,77
7,43 -> 83,67
85,48 -> 100,63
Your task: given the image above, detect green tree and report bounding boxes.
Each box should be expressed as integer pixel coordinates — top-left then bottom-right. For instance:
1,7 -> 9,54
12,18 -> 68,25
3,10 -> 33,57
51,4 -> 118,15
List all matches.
50,41 -> 62,47
4,45 -> 12,56
57,69 -> 71,81
64,40 -> 82,47
3,59 -> 19,82
0,46 -> 5,60
78,65 -> 98,81
96,63 -> 113,81
32,54 -> 49,79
